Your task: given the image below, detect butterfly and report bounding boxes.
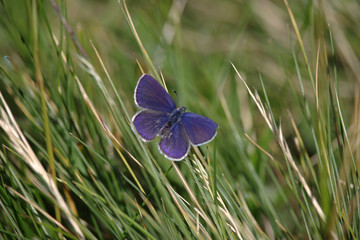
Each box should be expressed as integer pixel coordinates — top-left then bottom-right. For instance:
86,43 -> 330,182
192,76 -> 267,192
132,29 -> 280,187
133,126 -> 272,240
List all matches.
132,74 -> 218,161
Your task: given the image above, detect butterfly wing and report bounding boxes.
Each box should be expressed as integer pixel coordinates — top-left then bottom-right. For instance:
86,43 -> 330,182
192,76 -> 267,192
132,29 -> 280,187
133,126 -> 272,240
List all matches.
132,110 -> 169,141
181,112 -> 218,146
159,122 -> 190,161
134,74 -> 176,112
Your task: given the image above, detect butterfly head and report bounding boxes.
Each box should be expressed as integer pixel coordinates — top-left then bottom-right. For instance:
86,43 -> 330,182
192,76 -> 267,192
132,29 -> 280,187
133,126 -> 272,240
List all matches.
178,106 -> 186,113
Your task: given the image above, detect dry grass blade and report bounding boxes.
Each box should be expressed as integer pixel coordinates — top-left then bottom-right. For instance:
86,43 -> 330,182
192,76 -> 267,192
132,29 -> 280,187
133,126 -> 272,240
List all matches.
162,178 -> 208,240
74,75 -> 145,193
0,92 -> 84,239
171,162 -> 214,228
6,186 -> 73,236
119,0 -> 160,80
231,64 -> 326,222
244,132 -> 275,162
283,0 -> 315,92
231,63 -> 273,132
191,158 -> 246,239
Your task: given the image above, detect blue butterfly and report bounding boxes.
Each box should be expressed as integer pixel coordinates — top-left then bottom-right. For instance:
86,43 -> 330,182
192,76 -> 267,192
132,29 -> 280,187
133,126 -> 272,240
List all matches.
132,74 -> 218,161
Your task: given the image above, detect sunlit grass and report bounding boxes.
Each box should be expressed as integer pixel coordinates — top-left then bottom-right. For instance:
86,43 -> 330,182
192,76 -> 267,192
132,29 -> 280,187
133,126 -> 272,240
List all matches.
0,0 -> 359,239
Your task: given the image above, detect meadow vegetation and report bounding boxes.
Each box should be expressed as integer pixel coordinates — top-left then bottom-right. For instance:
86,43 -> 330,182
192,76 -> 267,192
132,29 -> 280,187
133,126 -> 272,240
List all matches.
0,0 -> 359,239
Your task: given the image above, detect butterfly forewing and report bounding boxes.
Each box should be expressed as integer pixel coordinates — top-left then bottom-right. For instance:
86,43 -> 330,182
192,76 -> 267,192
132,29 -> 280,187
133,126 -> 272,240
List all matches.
159,122 -> 190,160
181,112 -> 218,146
134,74 -> 176,112
132,110 -> 169,141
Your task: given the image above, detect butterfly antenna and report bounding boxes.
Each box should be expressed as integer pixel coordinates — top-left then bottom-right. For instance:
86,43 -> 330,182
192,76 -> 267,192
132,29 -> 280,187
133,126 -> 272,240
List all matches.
173,90 -> 181,106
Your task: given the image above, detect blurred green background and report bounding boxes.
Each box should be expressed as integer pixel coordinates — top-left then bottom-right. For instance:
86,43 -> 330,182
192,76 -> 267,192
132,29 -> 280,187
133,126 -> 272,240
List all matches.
1,0 -> 356,135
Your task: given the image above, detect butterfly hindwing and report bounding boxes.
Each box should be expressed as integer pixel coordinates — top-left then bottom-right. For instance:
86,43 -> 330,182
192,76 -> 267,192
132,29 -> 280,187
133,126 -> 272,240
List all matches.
134,74 -> 176,112
132,109 -> 169,141
181,112 -> 218,146
159,122 -> 190,161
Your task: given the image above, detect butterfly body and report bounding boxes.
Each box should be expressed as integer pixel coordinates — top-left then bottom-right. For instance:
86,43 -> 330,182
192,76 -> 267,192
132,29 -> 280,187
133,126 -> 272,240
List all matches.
159,107 -> 186,136
133,74 -> 218,161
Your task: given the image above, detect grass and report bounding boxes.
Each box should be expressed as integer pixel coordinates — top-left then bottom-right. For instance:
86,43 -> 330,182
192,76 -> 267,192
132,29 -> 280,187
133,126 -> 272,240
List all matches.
0,0 -> 359,239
